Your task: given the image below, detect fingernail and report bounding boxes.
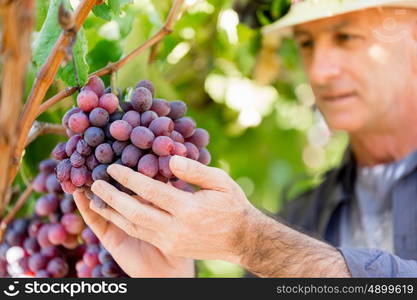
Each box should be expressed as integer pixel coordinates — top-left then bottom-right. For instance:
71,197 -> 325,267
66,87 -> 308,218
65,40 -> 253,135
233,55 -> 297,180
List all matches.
91,181 -> 102,194
171,155 -> 187,171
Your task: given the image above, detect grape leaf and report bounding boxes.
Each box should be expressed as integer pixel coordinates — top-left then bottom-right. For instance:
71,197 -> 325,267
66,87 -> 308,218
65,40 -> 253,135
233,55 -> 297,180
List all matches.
109,0 -> 133,15
92,3 -> 112,21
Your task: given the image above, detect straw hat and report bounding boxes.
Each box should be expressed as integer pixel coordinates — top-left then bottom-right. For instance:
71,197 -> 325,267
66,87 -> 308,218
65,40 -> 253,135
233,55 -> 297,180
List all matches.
262,0 -> 417,34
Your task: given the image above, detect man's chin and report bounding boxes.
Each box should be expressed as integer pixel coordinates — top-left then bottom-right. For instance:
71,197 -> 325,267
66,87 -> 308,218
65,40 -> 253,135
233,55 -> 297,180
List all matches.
323,117 -> 365,133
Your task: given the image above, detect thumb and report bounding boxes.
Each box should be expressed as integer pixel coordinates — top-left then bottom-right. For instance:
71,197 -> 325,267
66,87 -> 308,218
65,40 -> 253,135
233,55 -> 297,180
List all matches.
169,155 -> 232,191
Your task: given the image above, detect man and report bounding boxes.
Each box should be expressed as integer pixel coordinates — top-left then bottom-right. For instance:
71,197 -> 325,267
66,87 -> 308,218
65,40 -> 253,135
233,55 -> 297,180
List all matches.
74,0 -> 417,277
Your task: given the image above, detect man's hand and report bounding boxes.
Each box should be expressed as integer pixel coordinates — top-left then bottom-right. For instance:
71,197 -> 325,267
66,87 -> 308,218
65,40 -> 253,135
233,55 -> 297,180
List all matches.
73,189 -> 195,278
88,155 -> 257,264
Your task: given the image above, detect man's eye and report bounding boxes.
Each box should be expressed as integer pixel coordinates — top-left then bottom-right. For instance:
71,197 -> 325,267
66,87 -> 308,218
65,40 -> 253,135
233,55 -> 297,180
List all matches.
336,33 -> 357,43
299,40 -> 313,49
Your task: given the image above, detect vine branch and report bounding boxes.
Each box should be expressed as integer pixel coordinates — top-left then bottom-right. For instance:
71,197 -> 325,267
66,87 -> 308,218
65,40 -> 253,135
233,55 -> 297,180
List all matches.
26,121 -> 67,146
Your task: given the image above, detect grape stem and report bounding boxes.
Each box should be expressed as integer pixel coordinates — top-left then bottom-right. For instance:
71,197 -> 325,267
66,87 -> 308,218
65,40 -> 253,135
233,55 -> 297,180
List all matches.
26,121 -> 67,147
0,183 -> 33,242
36,86 -> 79,117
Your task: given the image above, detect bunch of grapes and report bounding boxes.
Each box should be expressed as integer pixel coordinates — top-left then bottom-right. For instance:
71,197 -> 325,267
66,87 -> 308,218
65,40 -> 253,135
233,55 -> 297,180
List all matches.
53,76 -> 211,198
0,160 -> 125,278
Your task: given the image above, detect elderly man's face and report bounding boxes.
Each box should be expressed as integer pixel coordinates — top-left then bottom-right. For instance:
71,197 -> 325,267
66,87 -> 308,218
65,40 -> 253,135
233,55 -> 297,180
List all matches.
294,8 -> 417,132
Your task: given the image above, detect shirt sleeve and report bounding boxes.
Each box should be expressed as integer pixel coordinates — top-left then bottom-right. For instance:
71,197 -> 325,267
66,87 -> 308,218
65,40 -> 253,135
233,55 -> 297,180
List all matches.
338,247 -> 417,277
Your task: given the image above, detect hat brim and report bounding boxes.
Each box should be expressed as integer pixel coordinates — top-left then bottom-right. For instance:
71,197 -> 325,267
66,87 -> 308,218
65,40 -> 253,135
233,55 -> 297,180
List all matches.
262,0 -> 417,34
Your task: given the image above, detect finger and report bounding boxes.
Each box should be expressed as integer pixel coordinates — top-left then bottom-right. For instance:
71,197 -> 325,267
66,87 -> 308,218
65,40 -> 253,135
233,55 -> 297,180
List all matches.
169,155 -> 233,191
106,164 -> 189,214
73,189 -> 108,237
90,200 -> 158,246
91,180 -> 172,231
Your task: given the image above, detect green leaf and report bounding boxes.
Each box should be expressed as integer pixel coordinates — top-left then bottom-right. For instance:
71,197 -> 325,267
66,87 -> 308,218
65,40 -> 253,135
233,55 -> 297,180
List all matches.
35,0 -> 50,31
59,27 -> 89,86
92,3 -> 112,21
109,0 -> 133,15
32,0 -> 61,69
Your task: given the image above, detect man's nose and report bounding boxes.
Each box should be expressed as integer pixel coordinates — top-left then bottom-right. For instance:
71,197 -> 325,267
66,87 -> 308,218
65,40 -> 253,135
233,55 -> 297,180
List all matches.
308,44 -> 342,86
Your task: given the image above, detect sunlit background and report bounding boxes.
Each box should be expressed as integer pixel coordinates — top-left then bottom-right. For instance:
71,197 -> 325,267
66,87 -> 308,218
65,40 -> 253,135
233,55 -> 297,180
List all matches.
20,0 -> 349,277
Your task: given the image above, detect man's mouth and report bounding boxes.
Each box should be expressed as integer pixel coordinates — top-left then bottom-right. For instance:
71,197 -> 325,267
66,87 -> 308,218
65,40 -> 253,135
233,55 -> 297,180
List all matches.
320,92 -> 357,102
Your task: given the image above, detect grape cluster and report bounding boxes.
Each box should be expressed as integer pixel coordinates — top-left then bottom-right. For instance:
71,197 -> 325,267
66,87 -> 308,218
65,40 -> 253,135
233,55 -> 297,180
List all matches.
54,76 -> 211,197
0,160 -> 125,278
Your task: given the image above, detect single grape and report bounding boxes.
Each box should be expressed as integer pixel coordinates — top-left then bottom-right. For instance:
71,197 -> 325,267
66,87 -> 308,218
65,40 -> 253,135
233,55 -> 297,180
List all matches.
37,225 -> 53,248
198,148 -> 211,165
35,194 -> 59,216
101,261 -> 121,277
149,117 -> 174,137
68,111 -> 90,133
109,111 -> 124,122
85,154 -> 99,171
46,174 -> 62,193
92,164 -> 110,182
83,252 -> 99,268
170,130 -> 185,143
95,143 -> 114,164
48,223 -> 68,245
81,228 -> 99,245
150,99 -> 171,117
174,117 -> 196,138
70,166 -> 89,187
98,249 -> 112,264
65,134 -> 82,156
61,213 -> 85,235
47,257 -> 69,278
131,87 -> 153,112
28,253 -> 48,272
23,237 -> 40,255
84,127 -> 105,147
89,107 -> 109,127
77,90 -> 99,112
168,100 -> 187,120
66,128 -> 76,137
70,151 -> 85,168
154,173 -> 169,183
60,196 -> 76,214
56,159 -> 72,182
11,218 -> 29,234
62,234 -> 79,249
61,180 -> 77,194
121,144 -> 142,168
91,194 -> 107,209
99,93 -> 119,114
110,120 -> 132,141
184,142 -> 199,160
33,172 -> 48,193
122,110 -> 141,127
173,142 -> 187,157
76,139 -> 92,156
112,141 -> 129,156
130,126 -> 155,149
62,107 -> 82,129
159,156 -> 174,178
52,142 -> 68,160
137,154 -> 158,178
39,159 -> 57,174
5,230 -> 25,247
152,136 -> 175,156
84,76 -> 105,97
140,110 -> 158,127
136,79 -> 155,97
186,128 -> 210,148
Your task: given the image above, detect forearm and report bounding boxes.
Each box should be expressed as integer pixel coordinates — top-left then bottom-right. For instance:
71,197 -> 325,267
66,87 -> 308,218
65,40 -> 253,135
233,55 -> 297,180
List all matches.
232,210 -> 351,277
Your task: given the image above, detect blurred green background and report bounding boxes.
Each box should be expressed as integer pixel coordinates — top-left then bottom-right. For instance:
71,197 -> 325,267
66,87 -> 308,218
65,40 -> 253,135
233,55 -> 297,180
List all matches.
13,0 -> 349,277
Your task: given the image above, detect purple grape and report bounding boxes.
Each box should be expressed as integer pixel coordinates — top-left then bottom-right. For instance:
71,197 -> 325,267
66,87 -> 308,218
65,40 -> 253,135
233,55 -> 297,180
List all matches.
84,127 -> 105,147
89,107 -> 109,127
29,253 -> 48,272
47,257 -> 69,278
35,194 -> 59,216
99,93 -> 119,114
35,270 -> 50,278
91,194 -> 107,209
84,76 -> 105,97
92,164 -> 110,182
41,246 -> 60,258
186,128 -> 210,148
184,142 -> 199,160
173,142 -> 187,157
198,148 -> 211,165
37,225 -> 53,248
101,261 -> 121,277
137,154 -> 158,178
28,219 -> 43,238
85,154 -> 99,171
76,139 -> 92,156
52,142 -> 68,160
39,159 -> 57,174
77,90 -> 99,112
174,117 -> 196,138
65,134 -> 82,156
33,172 -> 48,193
60,196 -> 76,214
81,228 -> 99,245
112,141 -> 129,156
152,136 -> 175,156
170,130 -> 184,143
149,117 -> 174,137
83,251 -> 99,268
122,110 -> 141,127
109,111 -> 124,122
62,107 -> 82,129
110,120 -> 132,141
150,99 -> 171,117
12,218 -> 29,234
159,156 -> 174,178
61,213 -> 84,235
131,87 -> 153,112
61,180 -> 77,194
98,249 -> 112,264
121,144 -> 142,168
95,143 -> 114,164
140,110 -> 158,127
48,223 -> 68,245
130,126 -> 155,149
168,100 -> 187,119
121,101 -> 133,112
46,174 -> 62,193
70,151 -> 85,168
70,166 -> 89,187
23,237 -> 40,255
68,111 -> 90,133
56,159 -> 72,182
5,230 -> 25,246
136,79 -> 155,97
